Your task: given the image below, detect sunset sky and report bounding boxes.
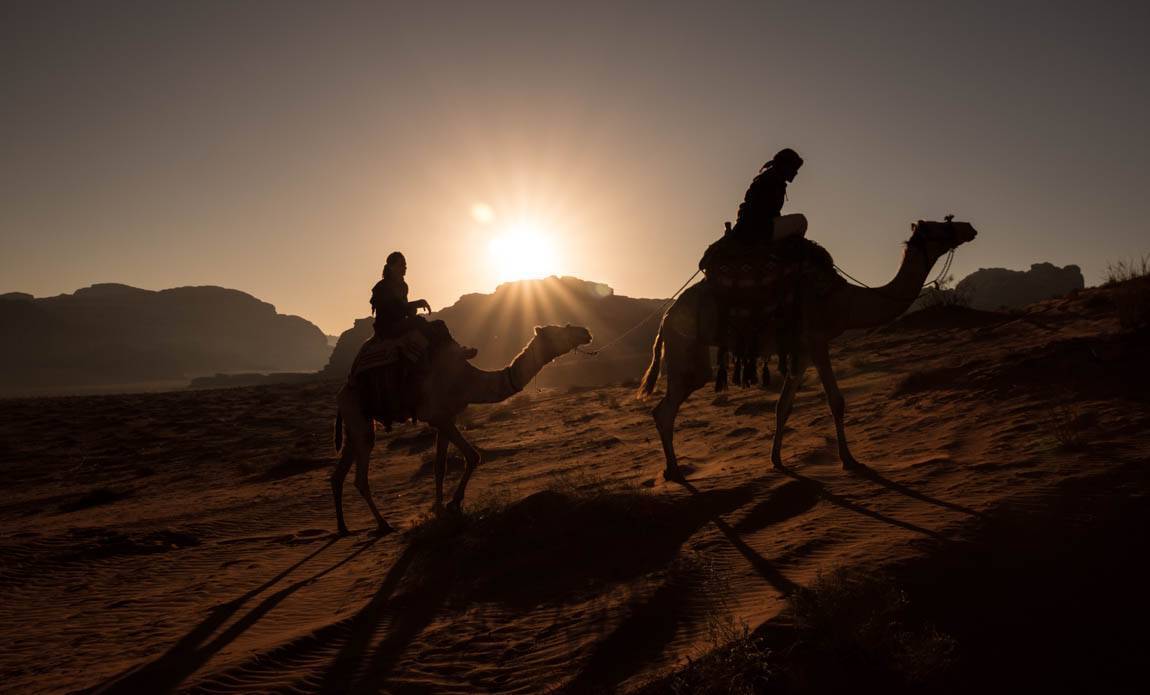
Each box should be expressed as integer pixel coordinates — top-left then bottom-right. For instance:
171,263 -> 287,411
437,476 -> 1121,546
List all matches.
3,1 -> 1148,334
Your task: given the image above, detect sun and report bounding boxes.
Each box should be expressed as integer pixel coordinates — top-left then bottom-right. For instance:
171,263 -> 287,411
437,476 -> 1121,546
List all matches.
488,222 -> 558,283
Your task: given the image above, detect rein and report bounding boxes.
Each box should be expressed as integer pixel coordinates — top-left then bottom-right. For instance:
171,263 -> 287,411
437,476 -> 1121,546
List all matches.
570,268 -> 702,359
833,246 -> 956,303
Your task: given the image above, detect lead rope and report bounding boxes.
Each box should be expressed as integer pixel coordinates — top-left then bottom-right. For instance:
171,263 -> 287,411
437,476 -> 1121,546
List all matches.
832,247 -> 955,302
569,268 -> 702,359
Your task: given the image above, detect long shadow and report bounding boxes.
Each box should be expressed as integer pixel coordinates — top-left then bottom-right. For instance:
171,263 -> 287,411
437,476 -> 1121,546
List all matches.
778,468 -> 949,541
678,480 -> 799,595
851,463 -> 983,517
318,543 -> 420,693
95,534 -> 380,694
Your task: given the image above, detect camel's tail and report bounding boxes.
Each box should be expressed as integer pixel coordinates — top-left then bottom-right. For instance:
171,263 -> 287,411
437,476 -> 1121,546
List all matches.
637,323 -> 665,400
334,412 -> 344,452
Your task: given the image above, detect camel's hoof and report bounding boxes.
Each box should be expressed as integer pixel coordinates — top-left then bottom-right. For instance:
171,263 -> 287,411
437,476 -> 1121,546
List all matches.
771,457 -> 786,471
431,502 -> 446,517
843,459 -> 865,472
662,467 -> 685,483
336,525 -> 350,537
373,522 -> 397,537
445,501 -> 464,516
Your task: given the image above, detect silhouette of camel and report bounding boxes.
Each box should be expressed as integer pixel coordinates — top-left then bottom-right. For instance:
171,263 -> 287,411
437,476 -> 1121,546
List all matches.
640,219 -> 978,479
332,324 -> 592,535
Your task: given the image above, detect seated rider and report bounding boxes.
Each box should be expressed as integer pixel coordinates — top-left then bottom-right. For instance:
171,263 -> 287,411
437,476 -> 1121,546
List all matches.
730,147 -> 807,243
370,251 -> 477,359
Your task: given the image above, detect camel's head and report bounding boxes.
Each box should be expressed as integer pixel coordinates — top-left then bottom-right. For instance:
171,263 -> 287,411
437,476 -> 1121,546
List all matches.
909,217 -> 978,259
534,323 -> 593,357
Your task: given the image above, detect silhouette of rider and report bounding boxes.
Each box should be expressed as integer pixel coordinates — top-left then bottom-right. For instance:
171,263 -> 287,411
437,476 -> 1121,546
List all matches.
731,148 -> 807,242
371,251 -> 477,359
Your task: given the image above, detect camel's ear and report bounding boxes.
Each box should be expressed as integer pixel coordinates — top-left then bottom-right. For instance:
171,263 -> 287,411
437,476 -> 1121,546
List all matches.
534,326 -> 543,335
910,222 -> 918,232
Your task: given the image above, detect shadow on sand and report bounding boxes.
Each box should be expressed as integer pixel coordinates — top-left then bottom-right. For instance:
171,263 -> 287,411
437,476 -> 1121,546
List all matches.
94,534 -> 379,694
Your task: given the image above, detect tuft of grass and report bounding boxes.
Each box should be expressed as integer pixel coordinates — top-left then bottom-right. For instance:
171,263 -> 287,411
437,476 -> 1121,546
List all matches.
1103,255 -> 1150,285
914,274 -> 972,311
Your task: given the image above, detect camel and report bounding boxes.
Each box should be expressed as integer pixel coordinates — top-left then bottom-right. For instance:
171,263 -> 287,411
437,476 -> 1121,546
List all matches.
332,324 -> 593,535
638,219 -> 978,479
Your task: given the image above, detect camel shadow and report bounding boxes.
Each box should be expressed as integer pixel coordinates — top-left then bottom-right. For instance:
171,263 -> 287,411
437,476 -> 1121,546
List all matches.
777,467 -> 950,541
555,479 -> 803,692
321,484 -> 761,692
94,534 -> 378,694
850,463 -> 982,518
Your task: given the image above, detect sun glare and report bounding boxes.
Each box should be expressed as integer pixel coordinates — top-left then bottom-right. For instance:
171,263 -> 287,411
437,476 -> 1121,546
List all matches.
471,202 -> 495,225
488,222 -> 558,283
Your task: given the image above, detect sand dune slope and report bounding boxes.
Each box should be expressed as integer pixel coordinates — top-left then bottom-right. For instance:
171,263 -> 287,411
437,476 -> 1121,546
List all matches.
1,285 -> 1147,693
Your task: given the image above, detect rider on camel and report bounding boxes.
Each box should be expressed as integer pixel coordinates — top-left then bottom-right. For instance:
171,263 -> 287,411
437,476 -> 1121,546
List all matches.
730,147 -> 806,243
370,251 -> 477,359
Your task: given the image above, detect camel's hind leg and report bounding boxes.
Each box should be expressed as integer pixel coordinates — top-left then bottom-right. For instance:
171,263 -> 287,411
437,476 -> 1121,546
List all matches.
440,421 -> 482,513
810,340 -> 862,470
331,444 -> 354,536
770,355 -> 808,469
652,341 -> 710,482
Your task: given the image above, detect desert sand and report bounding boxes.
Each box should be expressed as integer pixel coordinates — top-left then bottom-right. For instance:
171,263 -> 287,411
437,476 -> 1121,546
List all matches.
1,283 -> 1148,693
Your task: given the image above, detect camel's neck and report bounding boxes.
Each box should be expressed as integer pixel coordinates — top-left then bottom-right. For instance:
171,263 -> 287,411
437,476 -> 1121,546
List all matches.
461,337 -> 556,404
838,243 -> 939,330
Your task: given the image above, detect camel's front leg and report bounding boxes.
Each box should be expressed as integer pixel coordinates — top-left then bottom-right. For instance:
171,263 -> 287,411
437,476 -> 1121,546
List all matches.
810,341 -> 862,470
441,421 -> 482,513
352,423 -> 395,535
770,356 -> 808,469
432,427 -> 450,513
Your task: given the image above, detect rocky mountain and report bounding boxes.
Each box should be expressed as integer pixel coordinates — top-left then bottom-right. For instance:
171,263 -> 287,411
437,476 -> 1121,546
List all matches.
0,284 -> 331,396
956,262 -> 1085,310
320,276 -> 669,387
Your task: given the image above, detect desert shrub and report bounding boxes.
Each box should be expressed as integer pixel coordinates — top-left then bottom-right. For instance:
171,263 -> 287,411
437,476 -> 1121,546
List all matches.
913,274 -> 971,311
1103,255 -> 1150,285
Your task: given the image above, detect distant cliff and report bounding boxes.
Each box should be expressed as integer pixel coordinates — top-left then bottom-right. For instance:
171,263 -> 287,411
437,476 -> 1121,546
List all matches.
957,263 -> 1085,310
0,284 -> 331,395
320,276 -> 669,387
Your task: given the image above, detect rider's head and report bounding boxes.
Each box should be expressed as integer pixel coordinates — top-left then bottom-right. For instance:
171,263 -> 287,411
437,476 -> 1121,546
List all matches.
384,251 -> 407,279
765,148 -> 804,182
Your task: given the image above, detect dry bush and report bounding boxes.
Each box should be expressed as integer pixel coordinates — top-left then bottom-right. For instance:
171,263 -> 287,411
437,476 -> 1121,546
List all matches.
1103,255 -> 1150,285
914,274 -> 972,311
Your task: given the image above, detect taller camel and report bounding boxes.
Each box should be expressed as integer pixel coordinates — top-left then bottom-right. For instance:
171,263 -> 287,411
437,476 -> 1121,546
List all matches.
639,219 -> 978,480
333,324 -> 592,535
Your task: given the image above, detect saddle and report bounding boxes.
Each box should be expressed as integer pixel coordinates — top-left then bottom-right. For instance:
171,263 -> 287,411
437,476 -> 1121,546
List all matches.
699,231 -> 839,388
348,331 -> 429,431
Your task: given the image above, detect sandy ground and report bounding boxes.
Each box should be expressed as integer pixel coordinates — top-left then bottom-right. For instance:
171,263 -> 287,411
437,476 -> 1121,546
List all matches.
1,286 -> 1148,693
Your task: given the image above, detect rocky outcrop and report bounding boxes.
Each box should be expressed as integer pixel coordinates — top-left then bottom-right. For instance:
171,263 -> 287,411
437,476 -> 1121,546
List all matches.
956,263 -> 1085,311
0,284 -> 331,395
321,277 -> 668,387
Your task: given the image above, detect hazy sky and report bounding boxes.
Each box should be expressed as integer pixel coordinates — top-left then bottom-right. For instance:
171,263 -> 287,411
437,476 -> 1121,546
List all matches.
3,1 -> 1148,334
